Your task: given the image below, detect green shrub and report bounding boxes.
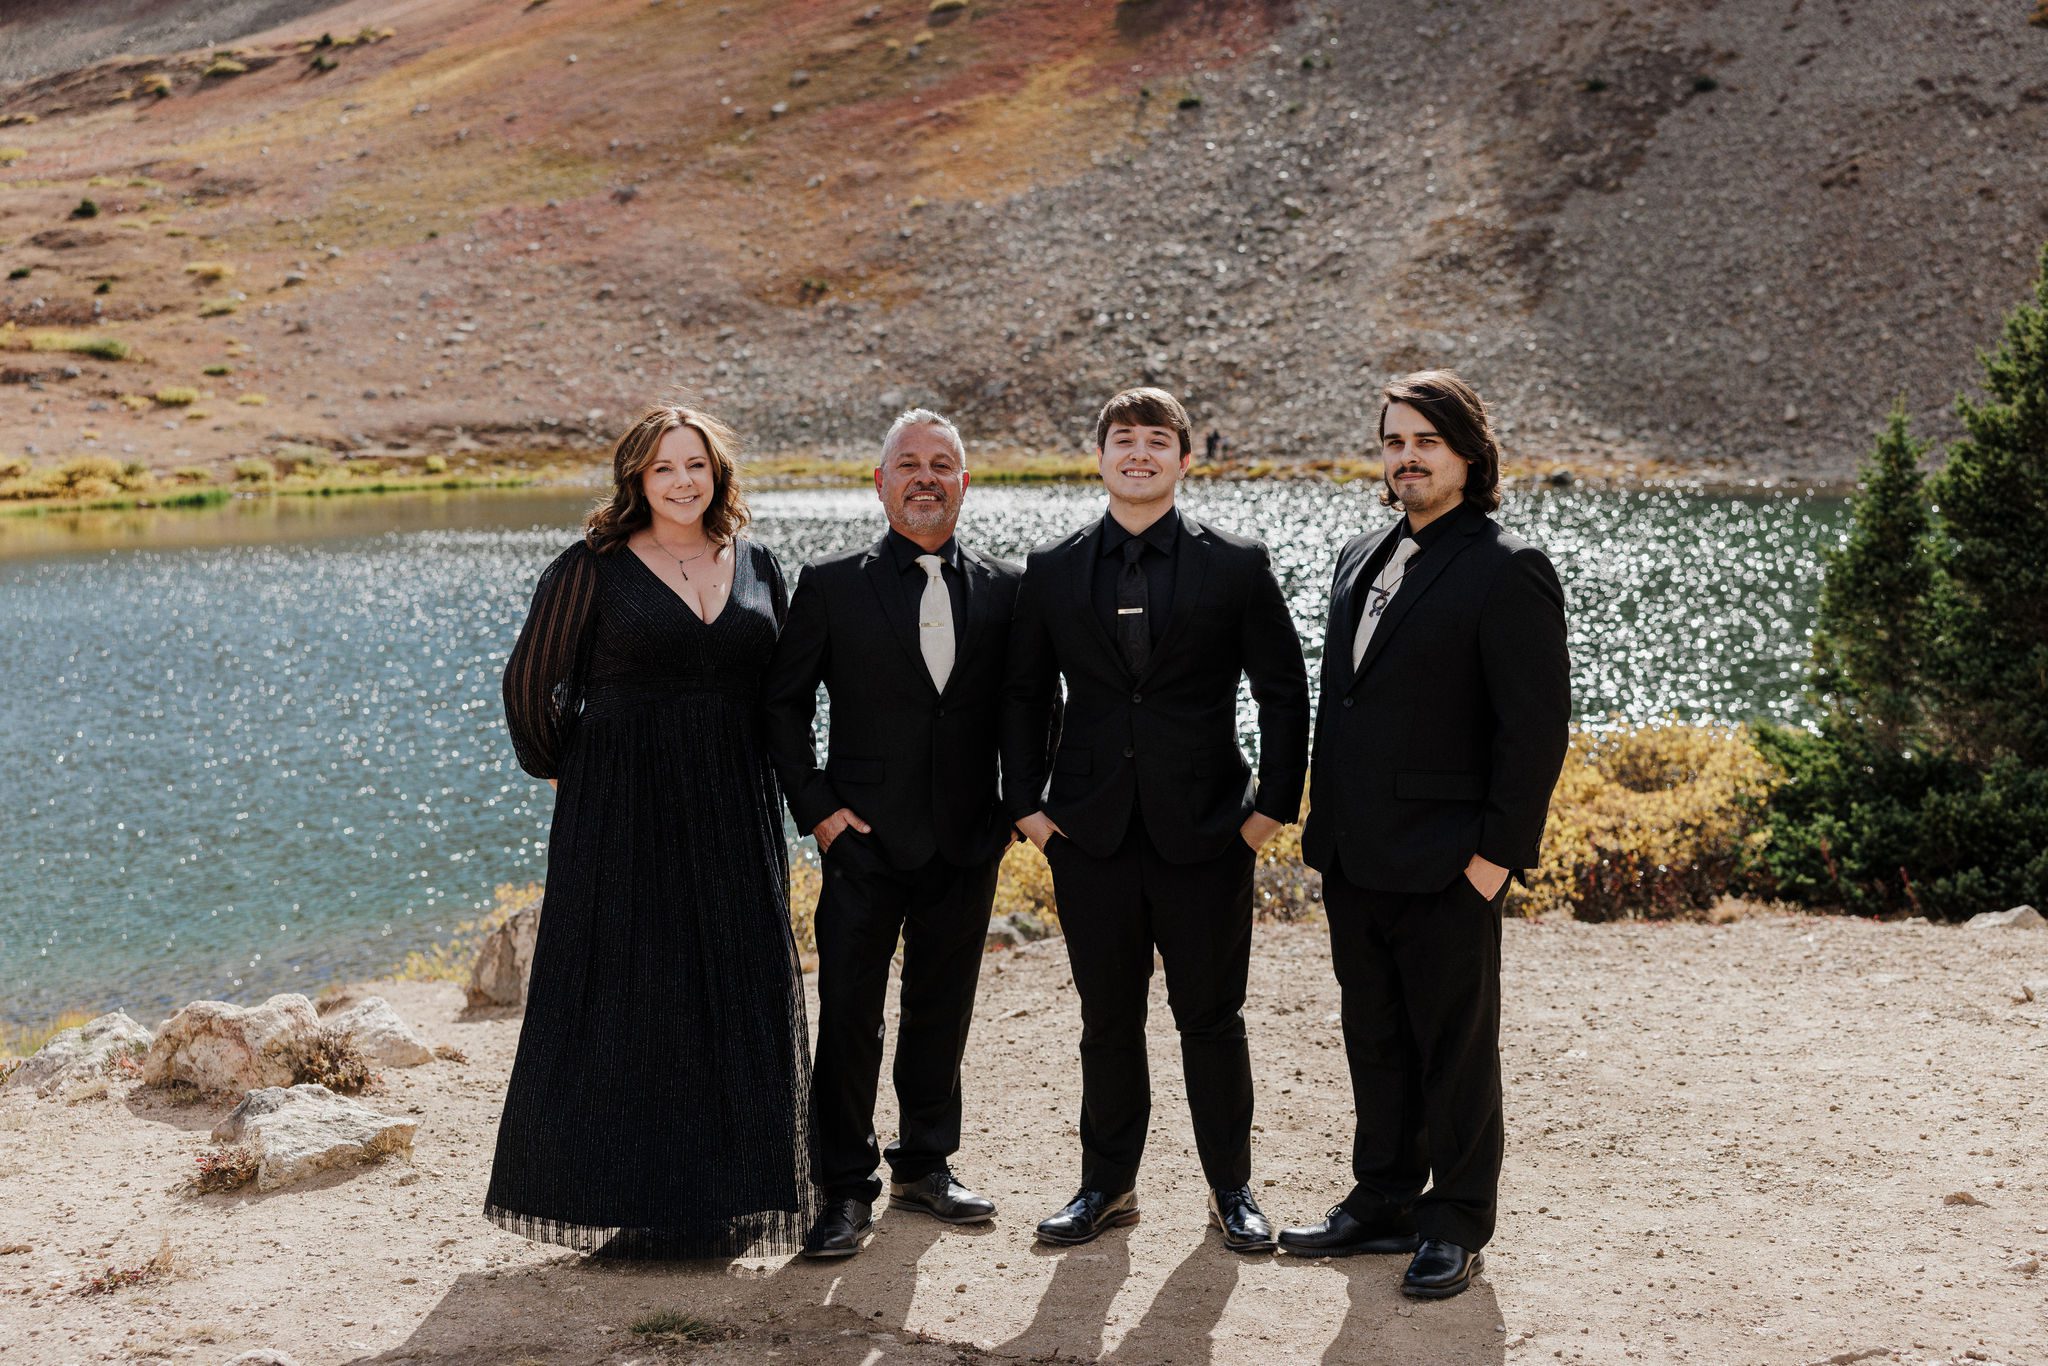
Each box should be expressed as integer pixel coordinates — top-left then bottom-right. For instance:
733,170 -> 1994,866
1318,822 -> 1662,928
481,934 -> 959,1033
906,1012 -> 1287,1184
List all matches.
153,386 -> 199,405
232,458 -> 273,483
71,199 -> 99,220
423,454 -> 448,474
1760,242 -> 2048,919
7,266 -> 27,280
202,363 -> 230,376
115,460 -> 153,491
140,74 -> 173,97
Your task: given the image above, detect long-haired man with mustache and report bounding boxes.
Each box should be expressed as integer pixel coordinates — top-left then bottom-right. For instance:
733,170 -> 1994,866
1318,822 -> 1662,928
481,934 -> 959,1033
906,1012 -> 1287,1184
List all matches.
1004,386 -> 1310,1251
1281,371 -> 1569,1299
764,409 -> 1024,1258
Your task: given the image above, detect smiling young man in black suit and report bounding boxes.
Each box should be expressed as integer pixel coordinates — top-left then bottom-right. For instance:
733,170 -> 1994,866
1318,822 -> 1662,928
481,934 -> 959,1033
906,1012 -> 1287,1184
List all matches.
764,408 -> 1024,1259
1280,371 -> 1570,1299
1004,386 -> 1310,1252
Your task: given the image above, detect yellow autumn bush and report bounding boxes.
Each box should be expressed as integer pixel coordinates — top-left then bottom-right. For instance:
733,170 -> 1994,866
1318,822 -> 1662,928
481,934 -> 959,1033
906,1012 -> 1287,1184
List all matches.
1524,722 -> 1777,921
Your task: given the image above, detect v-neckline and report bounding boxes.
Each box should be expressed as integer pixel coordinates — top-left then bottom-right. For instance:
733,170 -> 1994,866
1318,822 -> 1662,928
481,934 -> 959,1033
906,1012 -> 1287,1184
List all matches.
626,537 -> 742,627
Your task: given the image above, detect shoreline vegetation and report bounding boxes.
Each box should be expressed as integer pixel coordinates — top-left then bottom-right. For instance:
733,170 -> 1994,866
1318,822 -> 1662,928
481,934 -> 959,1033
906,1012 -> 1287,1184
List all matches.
0,446 -> 1846,521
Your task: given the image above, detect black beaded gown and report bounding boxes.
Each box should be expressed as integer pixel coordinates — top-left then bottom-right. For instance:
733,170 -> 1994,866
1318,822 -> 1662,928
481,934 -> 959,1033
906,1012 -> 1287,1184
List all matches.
486,536 -> 819,1258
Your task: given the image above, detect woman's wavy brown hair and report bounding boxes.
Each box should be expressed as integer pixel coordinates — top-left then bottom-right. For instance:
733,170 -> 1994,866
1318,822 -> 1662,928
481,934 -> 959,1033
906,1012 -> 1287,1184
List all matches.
585,406 -> 750,554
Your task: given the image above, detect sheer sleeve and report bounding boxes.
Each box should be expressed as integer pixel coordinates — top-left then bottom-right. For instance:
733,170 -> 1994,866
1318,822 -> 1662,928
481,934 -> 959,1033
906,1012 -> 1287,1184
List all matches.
756,541 -> 789,630
503,543 -> 600,780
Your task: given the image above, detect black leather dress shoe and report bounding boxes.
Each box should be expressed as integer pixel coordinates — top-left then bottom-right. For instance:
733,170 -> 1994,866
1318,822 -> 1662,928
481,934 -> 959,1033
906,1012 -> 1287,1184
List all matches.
1034,1187 -> 1139,1246
1401,1238 -> 1484,1298
889,1170 -> 997,1224
800,1197 -> 873,1259
1207,1185 -> 1278,1253
1277,1205 -> 1421,1257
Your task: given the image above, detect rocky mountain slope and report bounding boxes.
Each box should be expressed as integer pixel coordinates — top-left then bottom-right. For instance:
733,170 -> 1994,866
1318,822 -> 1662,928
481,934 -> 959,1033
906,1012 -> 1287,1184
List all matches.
2,0 -> 2044,480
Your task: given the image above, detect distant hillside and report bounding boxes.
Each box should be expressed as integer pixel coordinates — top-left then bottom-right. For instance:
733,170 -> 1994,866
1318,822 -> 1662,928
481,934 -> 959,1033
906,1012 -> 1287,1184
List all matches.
2,0 -> 2044,480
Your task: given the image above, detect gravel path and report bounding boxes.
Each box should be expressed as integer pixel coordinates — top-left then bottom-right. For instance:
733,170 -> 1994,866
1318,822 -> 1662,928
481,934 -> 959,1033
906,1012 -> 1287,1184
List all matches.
2,912 -> 2043,1364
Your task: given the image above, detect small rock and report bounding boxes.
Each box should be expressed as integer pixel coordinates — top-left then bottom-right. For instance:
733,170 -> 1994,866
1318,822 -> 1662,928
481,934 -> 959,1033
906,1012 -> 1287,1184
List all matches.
212,1084 -> 416,1191
224,1349 -> 303,1365
2010,1256 -> 2040,1275
770,101 -> 789,118
1966,905 -> 2043,931
985,911 -> 1052,950
789,69 -> 811,87
325,997 -> 432,1068
140,994 -> 320,1094
1942,1190 -> 1987,1207
283,272 -> 307,286
467,905 -> 542,1009
2,1011 -> 152,1098
611,184 -> 638,204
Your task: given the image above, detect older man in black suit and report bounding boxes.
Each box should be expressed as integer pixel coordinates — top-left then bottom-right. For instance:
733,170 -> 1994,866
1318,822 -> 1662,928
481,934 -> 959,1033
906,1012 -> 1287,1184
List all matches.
1005,386 -> 1310,1252
764,409 -> 1025,1259
1280,371 -> 1570,1300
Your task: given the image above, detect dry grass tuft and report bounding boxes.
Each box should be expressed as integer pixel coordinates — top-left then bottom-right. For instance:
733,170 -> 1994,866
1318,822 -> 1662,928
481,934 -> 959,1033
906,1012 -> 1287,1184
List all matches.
183,261 -> 234,283
76,1239 -> 180,1296
281,1026 -> 374,1093
153,387 -> 200,406
188,1145 -> 259,1194
0,1010 -> 94,1058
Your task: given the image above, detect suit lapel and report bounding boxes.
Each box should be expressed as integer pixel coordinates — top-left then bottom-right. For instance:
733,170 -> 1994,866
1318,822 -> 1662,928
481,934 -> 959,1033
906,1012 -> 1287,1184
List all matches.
861,536 -> 937,695
1348,512 -> 1481,691
943,547 -> 992,698
1136,512 -> 1209,686
1329,522 -> 1401,694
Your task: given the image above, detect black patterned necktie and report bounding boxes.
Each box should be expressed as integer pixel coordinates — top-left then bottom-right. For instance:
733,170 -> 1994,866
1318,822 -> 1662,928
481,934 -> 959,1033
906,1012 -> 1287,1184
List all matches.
1117,537 -> 1150,676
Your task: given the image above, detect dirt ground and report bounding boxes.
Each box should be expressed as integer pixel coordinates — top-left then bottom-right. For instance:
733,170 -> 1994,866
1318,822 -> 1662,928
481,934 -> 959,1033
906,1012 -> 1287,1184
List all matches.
2,911 -> 2044,1366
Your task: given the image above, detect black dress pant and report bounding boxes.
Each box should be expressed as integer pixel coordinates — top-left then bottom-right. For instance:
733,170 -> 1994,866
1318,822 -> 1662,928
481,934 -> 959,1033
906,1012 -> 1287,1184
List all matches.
1044,810 -> 1258,1194
811,832 -> 1002,1203
1321,867 -> 1505,1250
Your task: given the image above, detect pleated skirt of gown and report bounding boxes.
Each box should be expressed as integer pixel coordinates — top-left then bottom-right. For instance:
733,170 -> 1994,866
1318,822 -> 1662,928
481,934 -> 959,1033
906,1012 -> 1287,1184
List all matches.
483,685 -> 819,1258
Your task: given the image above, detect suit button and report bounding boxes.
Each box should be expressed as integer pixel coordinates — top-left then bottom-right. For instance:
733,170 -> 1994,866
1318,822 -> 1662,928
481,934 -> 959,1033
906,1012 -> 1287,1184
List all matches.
1131,692 -> 1143,704
1123,745 -> 1134,759
936,706 -> 946,717
1342,697 -> 1355,709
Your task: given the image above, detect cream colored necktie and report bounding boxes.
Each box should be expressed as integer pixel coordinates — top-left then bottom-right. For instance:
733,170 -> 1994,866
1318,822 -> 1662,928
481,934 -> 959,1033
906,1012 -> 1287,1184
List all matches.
916,554 -> 955,692
1351,537 -> 1421,671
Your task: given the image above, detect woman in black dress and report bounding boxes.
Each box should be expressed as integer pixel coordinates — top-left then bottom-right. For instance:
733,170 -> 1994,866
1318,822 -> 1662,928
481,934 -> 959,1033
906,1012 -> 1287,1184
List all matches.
487,406 -> 817,1257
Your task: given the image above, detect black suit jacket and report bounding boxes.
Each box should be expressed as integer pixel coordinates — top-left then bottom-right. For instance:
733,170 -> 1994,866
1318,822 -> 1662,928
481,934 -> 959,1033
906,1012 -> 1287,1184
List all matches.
1302,500 -> 1571,893
764,534 -> 1024,870
1001,511 -> 1310,864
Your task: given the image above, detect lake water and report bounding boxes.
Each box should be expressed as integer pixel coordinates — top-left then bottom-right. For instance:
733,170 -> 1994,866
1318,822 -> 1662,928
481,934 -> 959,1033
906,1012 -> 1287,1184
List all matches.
0,482 -> 1846,1028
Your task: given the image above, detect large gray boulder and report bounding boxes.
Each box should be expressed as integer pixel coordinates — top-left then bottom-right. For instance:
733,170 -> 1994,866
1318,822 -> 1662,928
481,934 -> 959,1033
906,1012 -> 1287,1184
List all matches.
466,904 -> 541,1009
211,1084 -> 415,1191
1966,905 -> 2044,931
140,994 -> 320,1094
1,1011 -> 152,1098
324,997 -> 432,1068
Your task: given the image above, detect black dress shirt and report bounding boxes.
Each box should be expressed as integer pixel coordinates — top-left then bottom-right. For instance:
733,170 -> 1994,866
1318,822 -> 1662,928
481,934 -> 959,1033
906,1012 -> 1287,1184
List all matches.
1092,507 -> 1180,652
885,528 -> 966,628
1346,503 -> 1464,638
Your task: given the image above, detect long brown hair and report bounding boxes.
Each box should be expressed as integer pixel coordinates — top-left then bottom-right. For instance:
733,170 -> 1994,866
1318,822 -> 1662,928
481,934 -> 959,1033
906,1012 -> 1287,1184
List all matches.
585,406 -> 750,553
1377,369 -> 1503,514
